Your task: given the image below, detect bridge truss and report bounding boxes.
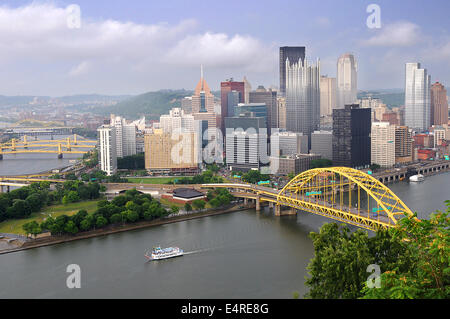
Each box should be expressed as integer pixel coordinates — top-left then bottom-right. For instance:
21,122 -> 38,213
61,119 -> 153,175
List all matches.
276,167 -> 415,231
0,134 -> 96,157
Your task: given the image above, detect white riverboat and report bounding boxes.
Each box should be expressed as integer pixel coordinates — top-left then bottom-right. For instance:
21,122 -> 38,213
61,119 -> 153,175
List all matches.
145,246 -> 184,260
409,174 -> 424,182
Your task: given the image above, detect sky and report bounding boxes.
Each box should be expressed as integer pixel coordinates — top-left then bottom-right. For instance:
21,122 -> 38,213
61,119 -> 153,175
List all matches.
0,0 -> 450,96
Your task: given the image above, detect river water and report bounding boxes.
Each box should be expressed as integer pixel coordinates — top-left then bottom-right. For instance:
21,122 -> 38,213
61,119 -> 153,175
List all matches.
0,152 -> 448,298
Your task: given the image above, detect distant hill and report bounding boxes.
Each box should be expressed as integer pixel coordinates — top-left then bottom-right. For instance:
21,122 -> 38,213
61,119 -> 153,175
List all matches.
55,94 -> 131,104
0,95 -> 44,107
95,89 -> 194,120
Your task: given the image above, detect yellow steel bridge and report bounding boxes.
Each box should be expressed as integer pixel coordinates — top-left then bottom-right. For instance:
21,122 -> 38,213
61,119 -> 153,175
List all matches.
0,134 -> 96,158
203,167 -> 415,231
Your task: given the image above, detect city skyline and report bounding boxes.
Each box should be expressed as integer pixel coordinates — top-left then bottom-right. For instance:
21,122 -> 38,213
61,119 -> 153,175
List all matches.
1,1 -> 450,96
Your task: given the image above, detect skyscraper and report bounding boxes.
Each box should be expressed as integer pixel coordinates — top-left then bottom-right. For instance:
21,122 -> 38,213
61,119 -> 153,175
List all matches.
227,90 -> 240,118
249,86 -> 278,133
243,76 -> 252,104
97,125 -> 117,176
220,79 -> 245,133
110,114 -> 136,158
225,114 -> 267,172
395,126 -> 413,163
285,57 -> 320,145
332,104 -> 371,168
336,53 -> 358,109
404,62 -> 431,131
430,82 -> 448,126
277,97 -> 286,129
159,107 -> 195,134
192,67 -> 215,114
371,122 -> 395,167
279,46 -> 306,97
320,76 -> 336,117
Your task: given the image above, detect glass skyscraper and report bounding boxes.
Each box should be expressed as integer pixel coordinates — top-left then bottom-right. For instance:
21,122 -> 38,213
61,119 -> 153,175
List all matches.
404,62 -> 431,132
336,53 -> 358,109
285,57 -> 320,146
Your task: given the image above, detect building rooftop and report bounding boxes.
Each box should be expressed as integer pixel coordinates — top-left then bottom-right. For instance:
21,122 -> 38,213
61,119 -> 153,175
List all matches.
173,188 -> 205,199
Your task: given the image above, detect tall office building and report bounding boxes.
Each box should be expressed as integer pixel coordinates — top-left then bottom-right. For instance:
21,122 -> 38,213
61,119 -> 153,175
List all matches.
271,131 -> 309,156
227,90 -> 241,118
404,62 -> 431,131
144,129 -> 199,174
285,57 -> 320,145
279,46 -> 306,97
110,114 -> 136,158
181,97 -> 193,114
97,125 -> 117,176
160,107 -> 195,134
319,76 -> 336,117
336,53 -> 358,109
192,69 -> 215,114
332,104 -> 371,168
220,79 -> 245,133
225,114 -> 267,172
371,122 -> 395,167
243,76 -> 252,104
395,126 -> 413,163
311,130 -> 333,160
430,82 -> 448,126
277,97 -> 286,129
249,86 -> 278,133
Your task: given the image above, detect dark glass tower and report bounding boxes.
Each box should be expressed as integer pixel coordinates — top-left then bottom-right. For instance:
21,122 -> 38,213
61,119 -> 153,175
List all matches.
279,46 -> 306,96
332,104 -> 371,168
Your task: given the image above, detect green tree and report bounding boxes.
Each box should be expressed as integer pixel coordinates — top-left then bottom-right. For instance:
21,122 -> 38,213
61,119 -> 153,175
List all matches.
362,202 -> 450,299
23,221 -> 41,238
170,205 -> 179,215
184,203 -> 192,212
192,199 -> 205,210
96,216 -> 108,228
305,223 -> 375,299
64,220 -> 79,234
110,213 -> 122,224
67,190 -> 80,203
126,210 -> 139,223
80,217 -> 92,231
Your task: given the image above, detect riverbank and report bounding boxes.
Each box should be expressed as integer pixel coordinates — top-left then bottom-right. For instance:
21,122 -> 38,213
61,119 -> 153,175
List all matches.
0,203 -> 254,255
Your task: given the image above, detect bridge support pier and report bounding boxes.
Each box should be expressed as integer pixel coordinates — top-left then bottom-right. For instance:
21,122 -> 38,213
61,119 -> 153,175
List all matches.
255,196 -> 261,211
244,198 -> 248,205
275,205 -> 281,216
269,202 -> 274,209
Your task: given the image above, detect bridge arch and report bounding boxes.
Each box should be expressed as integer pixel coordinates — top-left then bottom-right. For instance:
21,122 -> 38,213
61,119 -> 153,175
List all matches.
277,167 -> 414,228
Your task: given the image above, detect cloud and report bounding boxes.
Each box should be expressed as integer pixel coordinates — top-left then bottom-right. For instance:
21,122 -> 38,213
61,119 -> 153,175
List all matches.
68,61 -> 91,77
362,21 -> 421,47
165,32 -> 275,72
0,2 -> 274,94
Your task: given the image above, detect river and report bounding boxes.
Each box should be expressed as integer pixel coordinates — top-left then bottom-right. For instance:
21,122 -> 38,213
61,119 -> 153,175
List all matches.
0,153 -> 448,298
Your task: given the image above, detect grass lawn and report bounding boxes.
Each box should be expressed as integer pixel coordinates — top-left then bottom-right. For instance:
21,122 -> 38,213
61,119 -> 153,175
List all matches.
0,200 -> 100,235
159,197 -> 185,208
127,176 -> 193,184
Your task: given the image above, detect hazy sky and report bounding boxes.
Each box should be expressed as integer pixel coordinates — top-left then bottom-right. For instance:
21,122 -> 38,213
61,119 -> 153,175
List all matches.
1,0 -> 450,96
